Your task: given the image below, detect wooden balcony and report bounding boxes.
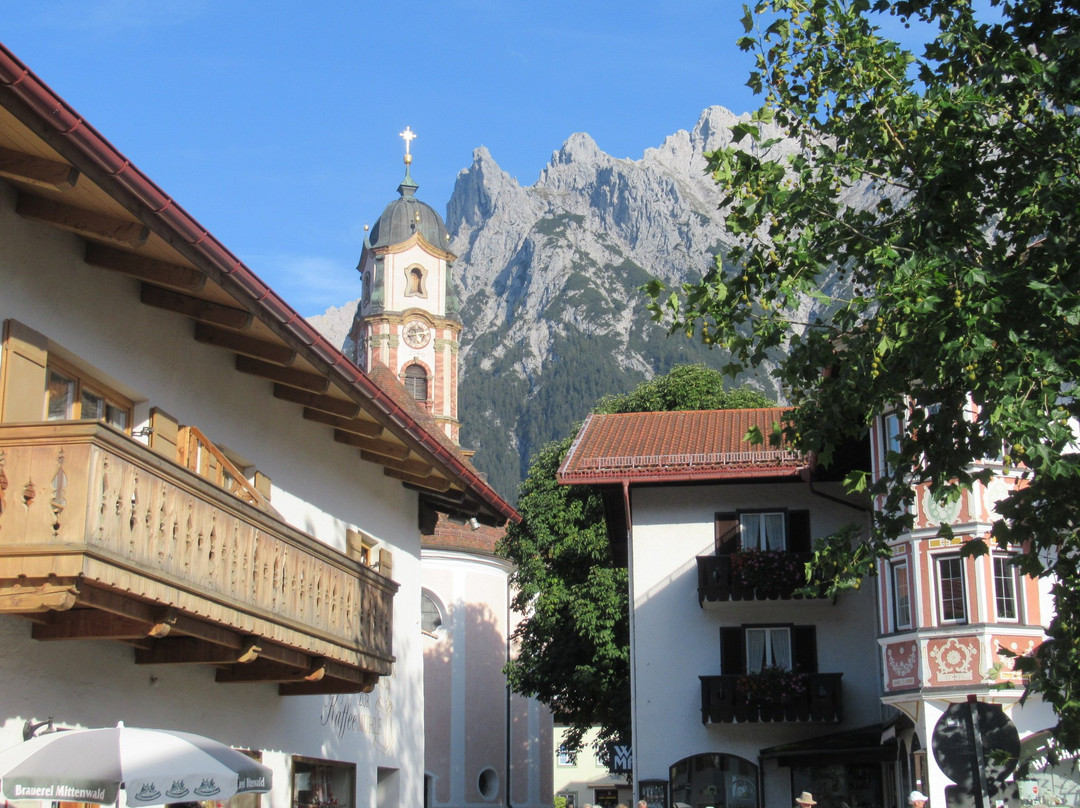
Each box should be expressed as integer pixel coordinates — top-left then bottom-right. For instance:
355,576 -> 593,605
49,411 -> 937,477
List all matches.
697,553 -> 813,604
0,421 -> 396,695
698,673 -> 843,724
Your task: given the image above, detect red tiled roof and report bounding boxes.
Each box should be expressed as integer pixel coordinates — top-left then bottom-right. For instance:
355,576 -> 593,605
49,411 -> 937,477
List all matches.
557,408 -> 807,485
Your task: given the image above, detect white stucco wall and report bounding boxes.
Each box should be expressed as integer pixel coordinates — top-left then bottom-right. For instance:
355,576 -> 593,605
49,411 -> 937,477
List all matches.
627,481 -> 879,807
0,182 -> 425,808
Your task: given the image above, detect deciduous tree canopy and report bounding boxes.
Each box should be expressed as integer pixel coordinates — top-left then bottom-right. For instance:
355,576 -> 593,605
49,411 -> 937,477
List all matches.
499,366 -> 773,750
647,0 -> 1080,747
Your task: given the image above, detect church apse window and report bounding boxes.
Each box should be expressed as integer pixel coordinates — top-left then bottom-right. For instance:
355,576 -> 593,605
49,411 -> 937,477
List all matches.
404,264 -> 427,298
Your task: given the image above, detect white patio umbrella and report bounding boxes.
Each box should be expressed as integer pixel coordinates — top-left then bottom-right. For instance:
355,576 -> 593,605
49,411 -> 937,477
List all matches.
0,723 -> 272,806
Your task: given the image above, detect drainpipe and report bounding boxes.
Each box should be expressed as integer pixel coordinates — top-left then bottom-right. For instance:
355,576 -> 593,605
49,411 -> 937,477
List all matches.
622,480 -> 639,805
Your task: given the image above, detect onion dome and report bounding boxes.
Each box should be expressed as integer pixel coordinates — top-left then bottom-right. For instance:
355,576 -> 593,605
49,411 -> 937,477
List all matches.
368,134 -> 451,251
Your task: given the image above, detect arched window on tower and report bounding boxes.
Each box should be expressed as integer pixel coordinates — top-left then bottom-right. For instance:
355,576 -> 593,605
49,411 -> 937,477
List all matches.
404,364 -> 428,404
405,265 -> 427,297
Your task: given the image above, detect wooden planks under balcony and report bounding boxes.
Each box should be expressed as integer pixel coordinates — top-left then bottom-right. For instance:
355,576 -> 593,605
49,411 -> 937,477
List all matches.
0,421 -> 396,695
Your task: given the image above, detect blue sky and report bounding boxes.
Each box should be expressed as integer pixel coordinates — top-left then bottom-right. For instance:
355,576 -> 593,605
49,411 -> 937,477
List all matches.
3,1 -> 771,315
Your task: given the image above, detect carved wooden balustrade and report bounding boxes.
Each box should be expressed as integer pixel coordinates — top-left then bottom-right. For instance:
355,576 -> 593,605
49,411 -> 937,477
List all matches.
0,422 -> 396,692
698,673 -> 843,724
697,553 -> 814,604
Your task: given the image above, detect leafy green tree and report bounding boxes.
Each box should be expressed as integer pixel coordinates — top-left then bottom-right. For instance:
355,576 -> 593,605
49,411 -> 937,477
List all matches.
500,366 -> 773,750
647,1 -> 1080,746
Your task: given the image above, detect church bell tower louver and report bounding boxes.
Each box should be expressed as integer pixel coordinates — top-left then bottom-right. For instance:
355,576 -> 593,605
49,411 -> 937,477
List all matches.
344,128 -> 462,444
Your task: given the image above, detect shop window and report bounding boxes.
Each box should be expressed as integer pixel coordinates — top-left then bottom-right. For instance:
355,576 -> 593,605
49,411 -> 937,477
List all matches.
994,556 -> 1019,621
292,756 -> 355,808
670,753 -> 757,808
793,762 -> 883,808
714,510 -> 811,554
937,556 -> 967,623
558,792 -> 579,808
891,561 -> 912,630
593,788 -> 619,808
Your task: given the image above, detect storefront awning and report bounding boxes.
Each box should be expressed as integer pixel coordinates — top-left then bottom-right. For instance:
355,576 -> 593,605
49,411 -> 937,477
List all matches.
760,724 -> 899,767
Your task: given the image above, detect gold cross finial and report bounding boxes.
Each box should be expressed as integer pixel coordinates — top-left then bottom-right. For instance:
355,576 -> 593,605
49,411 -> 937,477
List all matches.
400,126 -> 417,164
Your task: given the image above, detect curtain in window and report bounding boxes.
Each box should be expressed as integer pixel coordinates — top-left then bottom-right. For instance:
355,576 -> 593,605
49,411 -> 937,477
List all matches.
770,630 -> 792,670
741,514 -> 763,550
746,629 -> 766,672
764,513 -> 785,550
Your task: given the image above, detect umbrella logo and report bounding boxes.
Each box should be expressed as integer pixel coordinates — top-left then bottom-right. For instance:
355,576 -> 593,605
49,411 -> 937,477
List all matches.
194,779 -> 221,797
166,781 -> 190,799
134,784 -> 161,802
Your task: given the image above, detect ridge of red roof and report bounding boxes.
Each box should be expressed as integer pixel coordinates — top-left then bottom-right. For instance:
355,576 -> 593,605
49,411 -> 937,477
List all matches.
557,408 -> 806,485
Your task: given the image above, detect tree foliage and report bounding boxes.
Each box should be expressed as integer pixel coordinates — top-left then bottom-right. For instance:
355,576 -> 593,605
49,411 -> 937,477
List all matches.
499,366 -> 772,750
647,0 -> 1080,747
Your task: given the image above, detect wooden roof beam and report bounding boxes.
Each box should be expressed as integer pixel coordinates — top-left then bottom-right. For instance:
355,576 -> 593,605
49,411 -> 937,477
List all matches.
140,284 -> 254,330
273,384 -> 361,418
382,466 -> 453,492
215,657 -> 327,685
302,408 -> 383,438
0,146 -> 78,190
31,609 -> 150,641
16,193 -> 149,247
135,636 -> 263,666
236,356 -> 330,394
194,322 -> 296,366
85,242 -> 205,293
334,429 -> 411,460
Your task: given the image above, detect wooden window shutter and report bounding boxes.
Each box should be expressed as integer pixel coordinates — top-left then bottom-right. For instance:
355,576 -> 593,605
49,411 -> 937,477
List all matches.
715,512 -> 739,554
792,625 -> 818,673
149,407 -> 179,461
0,319 -> 48,423
720,627 -> 745,674
787,510 -> 812,553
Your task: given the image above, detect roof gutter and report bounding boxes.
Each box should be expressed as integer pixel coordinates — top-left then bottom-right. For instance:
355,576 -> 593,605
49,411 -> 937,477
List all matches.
0,44 -> 516,525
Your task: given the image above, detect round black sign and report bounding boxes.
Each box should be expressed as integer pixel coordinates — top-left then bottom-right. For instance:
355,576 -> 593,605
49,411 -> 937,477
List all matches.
932,701 -> 1020,790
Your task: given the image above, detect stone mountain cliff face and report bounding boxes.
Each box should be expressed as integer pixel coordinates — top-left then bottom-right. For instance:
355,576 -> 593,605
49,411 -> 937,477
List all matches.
311,107 -> 786,501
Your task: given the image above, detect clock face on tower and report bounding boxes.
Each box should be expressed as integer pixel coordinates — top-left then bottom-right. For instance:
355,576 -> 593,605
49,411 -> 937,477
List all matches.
403,319 -> 431,349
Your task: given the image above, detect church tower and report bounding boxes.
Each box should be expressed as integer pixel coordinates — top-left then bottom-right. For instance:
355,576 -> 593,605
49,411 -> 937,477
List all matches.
345,127 -> 461,443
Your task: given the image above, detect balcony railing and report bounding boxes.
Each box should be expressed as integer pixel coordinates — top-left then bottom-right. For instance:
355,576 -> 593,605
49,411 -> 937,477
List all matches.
699,673 -> 843,724
0,421 -> 396,689
697,553 -> 813,604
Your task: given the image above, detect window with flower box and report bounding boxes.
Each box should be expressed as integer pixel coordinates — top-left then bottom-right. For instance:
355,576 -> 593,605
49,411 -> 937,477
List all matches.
714,510 -> 811,554
720,625 -> 817,675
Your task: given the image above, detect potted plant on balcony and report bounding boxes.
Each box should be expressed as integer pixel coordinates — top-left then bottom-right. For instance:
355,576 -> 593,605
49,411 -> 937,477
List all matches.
736,665 -> 809,721
730,548 -> 807,599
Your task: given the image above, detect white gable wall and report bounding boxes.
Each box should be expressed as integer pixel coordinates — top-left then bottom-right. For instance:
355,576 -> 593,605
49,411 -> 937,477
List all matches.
0,181 -> 425,808
628,481 -> 879,807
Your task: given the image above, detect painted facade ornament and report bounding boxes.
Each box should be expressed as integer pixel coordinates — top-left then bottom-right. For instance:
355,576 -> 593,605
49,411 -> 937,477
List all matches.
885,640 -> 920,690
923,487 -> 962,525
928,636 -> 979,684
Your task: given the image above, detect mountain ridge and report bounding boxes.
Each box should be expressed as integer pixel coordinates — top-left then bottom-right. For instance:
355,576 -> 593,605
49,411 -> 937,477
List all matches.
311,106 -> 782,500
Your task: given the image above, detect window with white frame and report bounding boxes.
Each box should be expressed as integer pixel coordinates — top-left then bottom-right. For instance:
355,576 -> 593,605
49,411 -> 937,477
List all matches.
891,560 -> 912,630
937,556 -> 966,623
739,512 -> 787,551
745,626 -> 792,671
882,411 -> 903,470
993,556 -> 1019,621
556,745 -> 577,767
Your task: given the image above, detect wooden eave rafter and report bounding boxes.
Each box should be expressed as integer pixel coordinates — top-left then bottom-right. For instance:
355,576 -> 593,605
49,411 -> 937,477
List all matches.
0,144 -> 79,190
236,355 -> 330,394
4,579 -> 380,696
17,192 -> 149,247
194,322 -> 296,366
85,242 -> 206,293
